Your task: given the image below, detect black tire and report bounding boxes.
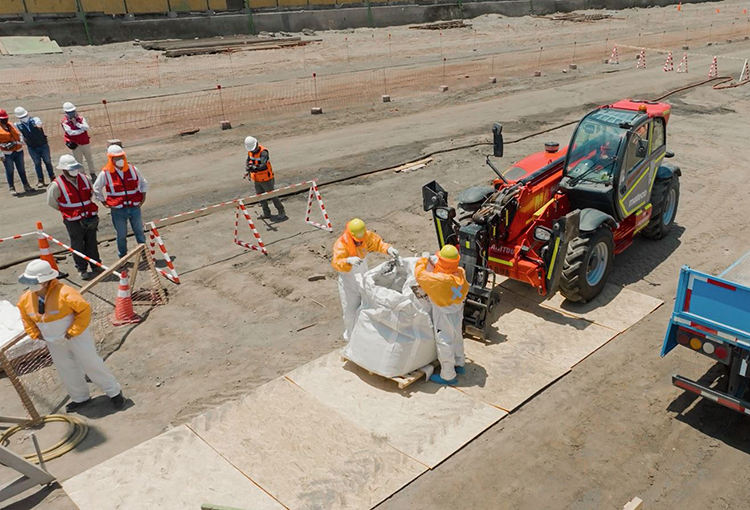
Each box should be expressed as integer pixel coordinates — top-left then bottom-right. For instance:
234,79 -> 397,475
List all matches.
642,175 -> 680,240
559,227 -> 615,303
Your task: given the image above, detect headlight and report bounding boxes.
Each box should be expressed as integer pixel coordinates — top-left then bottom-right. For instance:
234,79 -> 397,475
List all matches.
533,226 -> 552,242
435,207 -> 452,220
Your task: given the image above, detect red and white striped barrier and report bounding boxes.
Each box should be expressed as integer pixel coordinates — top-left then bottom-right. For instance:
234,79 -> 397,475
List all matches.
234,200 -> 268,255
708,55 -> 718,78
146,222 -> 180,284
42,233 -> 124,279
0,232 -> 36,244
677,53 -> 688,73
740,59 -> 749,82
637,48 -> 646,69
663,51 -> 674,72
608,45 -> 619,65
305,182 -> 333,232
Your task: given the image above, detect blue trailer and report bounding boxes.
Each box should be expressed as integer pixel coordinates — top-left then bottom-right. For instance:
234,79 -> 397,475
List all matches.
662,252 -> 750,415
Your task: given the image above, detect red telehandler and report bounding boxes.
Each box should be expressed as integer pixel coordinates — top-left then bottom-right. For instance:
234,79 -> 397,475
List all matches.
423,100 -> 681,340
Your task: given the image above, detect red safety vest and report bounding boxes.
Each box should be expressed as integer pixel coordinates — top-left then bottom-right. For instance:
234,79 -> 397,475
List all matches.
247,145 -> 274,183
55,175 -> 98,221
61,116 -> 90,146
103,165 -> 143,209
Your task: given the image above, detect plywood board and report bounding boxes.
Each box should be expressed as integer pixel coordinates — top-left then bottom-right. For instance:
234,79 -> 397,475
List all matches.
63,425 -> 283,510
286,352 -> 506,468
456,295 -> 614,411
0,36 -> 62,55
189,377 -> 426,510
501,281 -> 662,332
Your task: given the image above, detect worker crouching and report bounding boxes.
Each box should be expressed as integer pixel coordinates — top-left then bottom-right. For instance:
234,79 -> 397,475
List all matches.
331,218 -> 399,342
415,245 -> 469,385
17,260 -> 126,412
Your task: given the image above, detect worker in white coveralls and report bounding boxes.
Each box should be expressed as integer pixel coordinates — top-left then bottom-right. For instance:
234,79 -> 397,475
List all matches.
17,260 -> 126,412
415,244 -> 469,385
331,218 -> 400,341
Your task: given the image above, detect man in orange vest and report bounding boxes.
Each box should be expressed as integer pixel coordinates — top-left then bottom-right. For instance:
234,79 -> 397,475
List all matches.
17,259 -> 125,412
93,145 -> 148,258
244,136 -> 285,219
0,109 -> 32,196
47,155 -> 101,281
331,218 -> 399,341
415,245 -> 469,385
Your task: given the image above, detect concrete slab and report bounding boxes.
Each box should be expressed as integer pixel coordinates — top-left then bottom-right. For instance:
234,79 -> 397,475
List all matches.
286,351 -> 506,468
189,377 -> 426,510
63,425 -> 283,510
500,282 -> 663,333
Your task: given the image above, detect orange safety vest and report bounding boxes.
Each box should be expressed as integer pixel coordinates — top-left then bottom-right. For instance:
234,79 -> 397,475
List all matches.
247,145 -> 274,183
103,165 -> 143,209
0,123 -> 23,154
55,175 -> 98,221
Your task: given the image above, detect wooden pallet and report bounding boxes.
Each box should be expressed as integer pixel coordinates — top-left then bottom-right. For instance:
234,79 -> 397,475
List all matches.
341,358 -> 437,389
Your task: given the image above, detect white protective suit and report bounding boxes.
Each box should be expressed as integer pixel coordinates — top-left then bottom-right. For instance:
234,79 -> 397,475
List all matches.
337,260 -> 369,342
432,301 -> 466,380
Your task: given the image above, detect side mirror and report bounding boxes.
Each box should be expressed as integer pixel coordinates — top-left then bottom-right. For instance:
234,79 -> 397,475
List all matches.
636,140 -> 648,158
492,123 -> 504,158
665,150 -> 675,158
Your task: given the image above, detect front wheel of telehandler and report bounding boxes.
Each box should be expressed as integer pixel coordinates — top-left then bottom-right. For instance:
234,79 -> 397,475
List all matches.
643,175 -> 680,240
559,227 -> 615,303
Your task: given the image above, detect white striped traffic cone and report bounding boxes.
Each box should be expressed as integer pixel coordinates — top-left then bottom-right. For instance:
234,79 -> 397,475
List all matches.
111,270 -> 141,326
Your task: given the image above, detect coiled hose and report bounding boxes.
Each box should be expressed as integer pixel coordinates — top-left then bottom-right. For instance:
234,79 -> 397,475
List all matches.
1,414 -> 89,463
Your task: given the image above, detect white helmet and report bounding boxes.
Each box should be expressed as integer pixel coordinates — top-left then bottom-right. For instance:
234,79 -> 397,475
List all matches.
56,154 -> 81,171
244,136 -> 258,152
18,259 -> 59,286
107,144 -> 125,156
62,102 -> 76,113
14,106 -> 28,119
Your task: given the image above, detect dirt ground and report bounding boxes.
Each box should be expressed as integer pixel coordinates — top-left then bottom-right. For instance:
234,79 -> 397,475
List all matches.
2,2 -> 750,509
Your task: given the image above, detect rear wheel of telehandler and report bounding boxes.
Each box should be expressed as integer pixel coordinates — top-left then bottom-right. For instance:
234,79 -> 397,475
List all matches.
642,175 -> 680,240
559,227 -> 615,303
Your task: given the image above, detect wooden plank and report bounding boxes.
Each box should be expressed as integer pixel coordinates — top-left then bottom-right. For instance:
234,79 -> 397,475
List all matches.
79,244 -> 143,294
624,497 -> 644,510
287,353 -> 506,468
63,425 -> 284,510
500,281 -> 662,333
189,377 -> 426,510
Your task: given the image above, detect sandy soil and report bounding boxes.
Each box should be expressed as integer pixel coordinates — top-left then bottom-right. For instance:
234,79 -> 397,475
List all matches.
2,2 -> 750,509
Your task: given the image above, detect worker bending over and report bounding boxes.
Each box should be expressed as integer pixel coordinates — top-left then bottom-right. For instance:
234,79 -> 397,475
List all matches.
17,260 -> 125,412
332,218 -> 399,341
415,245 -> 469,385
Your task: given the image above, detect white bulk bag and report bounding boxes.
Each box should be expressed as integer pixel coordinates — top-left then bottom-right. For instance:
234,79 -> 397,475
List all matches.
342,257 -> 437,378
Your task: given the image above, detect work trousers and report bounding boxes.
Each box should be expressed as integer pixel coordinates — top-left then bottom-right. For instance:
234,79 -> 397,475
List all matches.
45,329 -> 121,403
28,144 -> 54,183
64,216 -> 101,273
254,178 -> 285,216
71,142 -> 95,177
3,150 -> 29,189
111,206 -> 146,258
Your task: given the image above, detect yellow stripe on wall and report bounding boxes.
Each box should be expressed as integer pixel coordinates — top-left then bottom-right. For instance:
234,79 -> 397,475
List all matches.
125,0 -> 168,13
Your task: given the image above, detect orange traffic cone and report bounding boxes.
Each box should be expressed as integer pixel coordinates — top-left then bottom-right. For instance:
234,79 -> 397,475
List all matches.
677,2 -> 681,11
36,221 -> 59,271
111,270 -> 141,326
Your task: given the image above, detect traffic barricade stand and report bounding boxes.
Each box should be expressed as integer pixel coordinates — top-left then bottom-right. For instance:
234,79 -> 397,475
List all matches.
234,200 -> 268,255
145,222 -> 180,284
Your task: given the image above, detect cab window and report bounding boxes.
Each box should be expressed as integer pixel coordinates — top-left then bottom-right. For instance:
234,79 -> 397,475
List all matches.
651,118 -> 666,152
623,124 -> 649,175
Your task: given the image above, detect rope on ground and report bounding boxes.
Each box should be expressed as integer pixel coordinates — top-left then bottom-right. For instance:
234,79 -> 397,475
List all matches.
1,414 -> 89,463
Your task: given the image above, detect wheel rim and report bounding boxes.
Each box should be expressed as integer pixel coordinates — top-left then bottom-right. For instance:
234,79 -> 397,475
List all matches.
586,242 -> 609,286
662,188 -> 676,226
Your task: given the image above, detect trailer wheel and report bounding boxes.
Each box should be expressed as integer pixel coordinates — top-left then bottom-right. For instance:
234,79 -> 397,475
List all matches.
642,175 -> 680,240
559,227 -> 615,303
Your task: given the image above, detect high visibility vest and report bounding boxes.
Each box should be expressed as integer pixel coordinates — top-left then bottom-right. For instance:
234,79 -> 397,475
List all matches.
103,165 -> 143,209
61,116 -> 90,145
247,145 -> 274,183
0,123 -> 23,154
56,175 -> 98,221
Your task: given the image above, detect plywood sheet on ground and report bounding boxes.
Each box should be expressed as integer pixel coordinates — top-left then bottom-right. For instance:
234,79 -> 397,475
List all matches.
0,36 -> 62,55
286,351 -> 506,468
63,425 -> 283,510
457,295 -> 615,411
501,281 -> 663,332
189,377 -> 426,510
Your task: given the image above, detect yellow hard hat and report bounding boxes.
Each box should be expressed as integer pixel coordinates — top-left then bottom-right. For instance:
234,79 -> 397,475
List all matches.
439,244 -> 459,260
347,218 -> 366,240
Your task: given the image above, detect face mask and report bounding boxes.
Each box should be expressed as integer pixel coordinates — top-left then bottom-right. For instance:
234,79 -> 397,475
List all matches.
114,160 -> 125,169
66,169 -> 79,178
28,283 -> 43,293
66,112 -> 76,119
0,119 -> 7,125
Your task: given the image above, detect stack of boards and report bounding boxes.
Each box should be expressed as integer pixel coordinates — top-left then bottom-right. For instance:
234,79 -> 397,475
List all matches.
140,36 -> 319,57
